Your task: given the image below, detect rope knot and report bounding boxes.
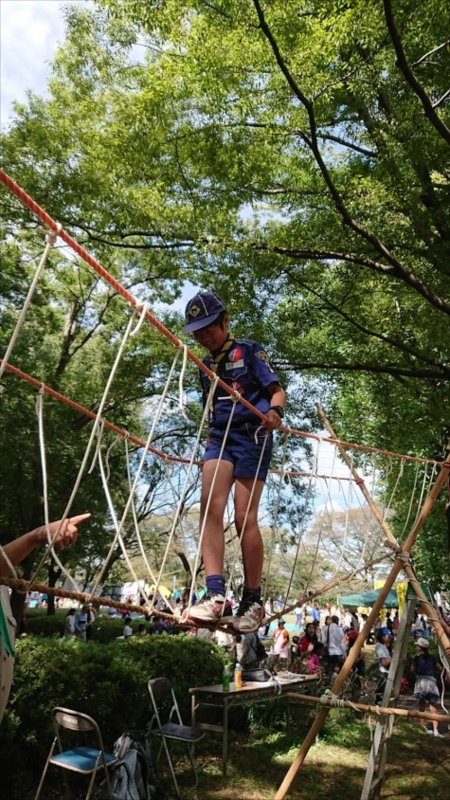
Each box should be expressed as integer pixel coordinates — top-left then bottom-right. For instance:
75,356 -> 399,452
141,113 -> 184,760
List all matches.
319,690 -> 346,708
130,299 -> 148,337
45,222 -> 62,246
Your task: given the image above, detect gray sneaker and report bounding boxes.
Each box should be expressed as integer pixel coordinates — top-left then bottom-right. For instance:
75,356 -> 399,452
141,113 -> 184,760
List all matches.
185,592 -> 232,624
232,597 -> 266,633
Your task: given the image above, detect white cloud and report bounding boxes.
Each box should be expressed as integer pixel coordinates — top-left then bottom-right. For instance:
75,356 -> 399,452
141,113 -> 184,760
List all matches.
0,0 -> 88,125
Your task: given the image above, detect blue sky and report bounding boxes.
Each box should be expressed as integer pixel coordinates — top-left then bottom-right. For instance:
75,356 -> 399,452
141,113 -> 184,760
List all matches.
0,0 -> 89,124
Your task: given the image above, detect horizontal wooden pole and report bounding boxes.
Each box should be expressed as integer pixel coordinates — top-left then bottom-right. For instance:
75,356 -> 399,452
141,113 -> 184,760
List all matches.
288,692 -> 450,723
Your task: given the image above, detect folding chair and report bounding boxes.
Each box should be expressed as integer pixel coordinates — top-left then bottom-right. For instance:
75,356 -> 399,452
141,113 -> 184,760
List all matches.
148,677 -> 206,798
35,707 -> 118,800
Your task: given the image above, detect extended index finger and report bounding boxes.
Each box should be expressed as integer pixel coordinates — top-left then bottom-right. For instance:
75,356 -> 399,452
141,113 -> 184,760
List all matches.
68,513 -> 91,526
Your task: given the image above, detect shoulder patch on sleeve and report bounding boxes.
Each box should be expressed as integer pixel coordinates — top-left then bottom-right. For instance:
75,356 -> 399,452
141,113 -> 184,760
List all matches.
255,350 -> 275,373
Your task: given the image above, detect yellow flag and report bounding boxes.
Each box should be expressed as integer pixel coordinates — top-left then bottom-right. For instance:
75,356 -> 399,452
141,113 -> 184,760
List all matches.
374,580 -> 386,622
396,582 -> 407,616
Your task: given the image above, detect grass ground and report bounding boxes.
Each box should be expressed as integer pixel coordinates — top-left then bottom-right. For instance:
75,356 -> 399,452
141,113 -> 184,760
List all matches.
26,612 -> 449,799
38,713 -> 450,800
179,709 -> 449,800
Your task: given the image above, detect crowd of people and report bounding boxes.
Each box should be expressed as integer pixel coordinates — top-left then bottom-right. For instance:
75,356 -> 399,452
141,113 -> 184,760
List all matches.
211,599 -> 449,723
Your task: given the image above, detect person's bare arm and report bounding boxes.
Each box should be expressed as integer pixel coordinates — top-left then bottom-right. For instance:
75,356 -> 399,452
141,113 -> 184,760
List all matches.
435,607 -> 450,659
0,514 -> 91,577
263,383 -> 287,431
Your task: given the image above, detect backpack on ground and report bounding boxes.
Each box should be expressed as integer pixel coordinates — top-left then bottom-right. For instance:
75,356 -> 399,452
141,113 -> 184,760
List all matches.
96,730 -> 166,800
256,637 -> 268,662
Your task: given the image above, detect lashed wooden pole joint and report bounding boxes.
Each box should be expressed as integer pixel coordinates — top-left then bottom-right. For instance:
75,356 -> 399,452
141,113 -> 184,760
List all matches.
287,692 -> 450,724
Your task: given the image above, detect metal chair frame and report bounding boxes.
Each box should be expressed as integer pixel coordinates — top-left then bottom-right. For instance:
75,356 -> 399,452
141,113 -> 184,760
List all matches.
35,706 -> 117,800
148,677 -> 205,798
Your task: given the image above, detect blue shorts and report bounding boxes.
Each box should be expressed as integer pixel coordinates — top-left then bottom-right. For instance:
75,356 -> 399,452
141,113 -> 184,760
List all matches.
414,691 -> 439,704
204,425 -> 273,480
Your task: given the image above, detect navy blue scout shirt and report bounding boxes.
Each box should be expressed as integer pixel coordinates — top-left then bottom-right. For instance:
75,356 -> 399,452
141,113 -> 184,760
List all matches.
199,336 -> 280,430
412,653 -> 438,677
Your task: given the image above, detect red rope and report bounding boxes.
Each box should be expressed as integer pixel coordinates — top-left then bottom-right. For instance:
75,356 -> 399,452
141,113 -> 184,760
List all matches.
0,169 -> 445,468
0,359 -> 194,466
0,169 -> 266,420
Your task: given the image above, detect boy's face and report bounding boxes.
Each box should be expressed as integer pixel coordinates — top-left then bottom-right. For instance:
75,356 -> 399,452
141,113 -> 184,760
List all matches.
193,314 -> 229,352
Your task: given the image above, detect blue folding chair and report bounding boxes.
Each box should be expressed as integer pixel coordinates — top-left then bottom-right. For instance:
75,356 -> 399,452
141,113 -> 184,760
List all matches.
35,707 -> 117,800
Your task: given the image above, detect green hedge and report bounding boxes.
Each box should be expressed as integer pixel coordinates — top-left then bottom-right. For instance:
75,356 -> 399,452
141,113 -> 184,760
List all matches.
1,633 -> 224,798
24,608 -> 177,642
25,609 -> 128,639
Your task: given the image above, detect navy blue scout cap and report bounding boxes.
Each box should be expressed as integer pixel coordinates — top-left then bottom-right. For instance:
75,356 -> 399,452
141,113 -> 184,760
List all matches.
183,291 -> 226,334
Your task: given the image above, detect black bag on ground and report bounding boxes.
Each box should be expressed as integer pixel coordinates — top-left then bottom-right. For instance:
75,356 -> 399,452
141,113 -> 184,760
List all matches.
242,668 -> 273,682
255,638 -> 268,661
96,730 -> 166,800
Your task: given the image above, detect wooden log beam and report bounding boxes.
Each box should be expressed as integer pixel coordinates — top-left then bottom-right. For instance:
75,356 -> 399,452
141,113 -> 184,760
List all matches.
287,692 -> 450,723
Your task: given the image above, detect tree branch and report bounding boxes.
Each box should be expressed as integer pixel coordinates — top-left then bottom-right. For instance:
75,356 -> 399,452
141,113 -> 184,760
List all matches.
383,0 -> 450,146
433,88 -> 450,110
412,38 -> 450,68
275,361 -> 450,380
252,241 -> 450,316
319,133 -> 378,158
251,0 -> 449,310
282,267 -> 449,372
57,213 -> 450,317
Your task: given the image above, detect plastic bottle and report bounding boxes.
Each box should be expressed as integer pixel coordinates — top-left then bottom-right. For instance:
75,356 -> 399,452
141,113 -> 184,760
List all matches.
222,664 -> 230,693
234,663 -> 242,690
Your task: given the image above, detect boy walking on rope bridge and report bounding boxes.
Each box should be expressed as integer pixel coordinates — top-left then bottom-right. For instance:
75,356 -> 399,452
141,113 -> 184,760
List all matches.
183,291 -> 286,633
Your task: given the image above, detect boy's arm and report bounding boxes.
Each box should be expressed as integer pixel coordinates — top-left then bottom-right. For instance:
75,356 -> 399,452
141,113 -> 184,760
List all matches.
263,382 -> 287,431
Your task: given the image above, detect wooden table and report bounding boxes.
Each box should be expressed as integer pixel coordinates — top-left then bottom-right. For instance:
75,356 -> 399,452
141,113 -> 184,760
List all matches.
189,674 -> 318,777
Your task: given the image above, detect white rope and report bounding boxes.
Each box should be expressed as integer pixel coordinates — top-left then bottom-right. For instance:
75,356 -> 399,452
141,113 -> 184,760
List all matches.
305,449 -> 332,592
95,426 -> 165,614
88,421 -> 105,475
186,382 -> 237,613
0,539 -> 19,579
412,462 -> 437,527
124,434 -> 176,613
130,300 -> 148,337
319,689 -> 361,714
89,346 -> 184,600
29,306 -> 139,585
0,223 -> 62,380
153,382 -> 218,611
272,433 -> 297,615
227,425 -> 269,599
104,434 -> 123,484
95,433 -> 153,608
319,691 -> 347,708
0,545 -> 18,580
288,483 -> 312,591
33,387 -> 80,590
400,461 -> 422,536
177,342 -> 190,421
